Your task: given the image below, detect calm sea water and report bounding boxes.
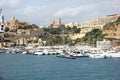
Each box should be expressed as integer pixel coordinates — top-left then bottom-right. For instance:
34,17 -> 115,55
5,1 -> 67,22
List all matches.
0,53 -> 120,80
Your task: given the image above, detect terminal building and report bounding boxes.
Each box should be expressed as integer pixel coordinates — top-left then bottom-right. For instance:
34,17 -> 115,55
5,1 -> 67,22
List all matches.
96,39 -> 112,50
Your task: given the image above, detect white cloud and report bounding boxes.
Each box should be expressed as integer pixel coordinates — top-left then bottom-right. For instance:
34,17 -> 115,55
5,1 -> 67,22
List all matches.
55,5 -> 97,17
55,0 -> 120,20
0,0 -> 22,8
0,0 -> 6,7
14,6 -> 55,25
55,7 -> 81,17
22,6 -> 51,18
1,0 -> 120,26
9,0 -> 22,7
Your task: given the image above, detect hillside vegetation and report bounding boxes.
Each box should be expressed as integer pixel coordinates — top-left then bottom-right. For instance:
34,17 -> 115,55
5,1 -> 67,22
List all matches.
103,16 -> 120,29
75,29 -> 104,45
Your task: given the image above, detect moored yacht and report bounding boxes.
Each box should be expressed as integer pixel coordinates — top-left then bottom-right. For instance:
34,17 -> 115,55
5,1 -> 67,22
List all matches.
71,50 -> 88,57
34,50 -> 44,55
43,49 -> 58,55
88,50 -> 105,58
104,50 -> 120,58
21,51 -> 28,54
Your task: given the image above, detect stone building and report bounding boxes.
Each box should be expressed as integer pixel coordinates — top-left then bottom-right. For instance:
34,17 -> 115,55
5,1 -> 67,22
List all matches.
4,16 -> 29,31
15,29 -> 45,46
17,29 -> 31,35
79,14 -> 120,29
65,22 -> 80,28
50,16 -> 62,28
96,39 -> 112,50
69,14 -> 120,40
106,14 -> 120,23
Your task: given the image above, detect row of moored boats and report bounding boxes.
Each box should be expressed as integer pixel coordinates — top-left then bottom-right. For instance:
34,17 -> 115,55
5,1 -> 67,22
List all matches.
1,47 -> 120,59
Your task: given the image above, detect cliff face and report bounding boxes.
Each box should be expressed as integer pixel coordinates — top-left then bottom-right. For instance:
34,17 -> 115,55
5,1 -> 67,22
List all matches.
103,16 -> 120,39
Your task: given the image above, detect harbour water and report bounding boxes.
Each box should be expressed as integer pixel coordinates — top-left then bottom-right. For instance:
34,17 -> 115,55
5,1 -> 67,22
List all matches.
0,53 -> 120,80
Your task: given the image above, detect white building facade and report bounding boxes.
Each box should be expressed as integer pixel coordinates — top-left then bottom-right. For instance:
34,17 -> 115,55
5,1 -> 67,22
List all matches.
96,39 -> 112,50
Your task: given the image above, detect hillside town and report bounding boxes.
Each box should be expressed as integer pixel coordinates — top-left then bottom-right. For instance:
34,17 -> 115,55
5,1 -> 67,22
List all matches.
0,7 -> 119,51
1,1 -> 120,80
0,11 -> 120,49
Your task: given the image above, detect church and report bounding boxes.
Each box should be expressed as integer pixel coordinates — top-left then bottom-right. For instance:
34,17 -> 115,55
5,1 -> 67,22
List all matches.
50,16 -> 62,28
4,16 -> 29,31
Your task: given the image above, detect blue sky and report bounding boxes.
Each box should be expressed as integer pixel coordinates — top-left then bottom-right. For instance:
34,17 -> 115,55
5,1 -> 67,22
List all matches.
0,0 -> 120,26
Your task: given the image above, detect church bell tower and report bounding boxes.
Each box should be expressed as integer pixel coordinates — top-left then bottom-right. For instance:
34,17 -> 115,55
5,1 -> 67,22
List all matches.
58,16 -> 61,26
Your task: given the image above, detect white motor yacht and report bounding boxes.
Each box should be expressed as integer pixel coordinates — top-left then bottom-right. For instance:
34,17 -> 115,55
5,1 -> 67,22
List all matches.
43,49 -> 57,55
34,50 -> 44,55
71,50 -> 88,57
22,51 -> 27,54
104,50 -> 120,58
89,50 -> 105,58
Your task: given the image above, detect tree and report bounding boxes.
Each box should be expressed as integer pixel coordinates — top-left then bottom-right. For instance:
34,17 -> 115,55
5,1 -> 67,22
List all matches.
81,29 -> 105,45
4,33 -> 10,37
31,24 -> 39,28
5,27 -> 10,32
